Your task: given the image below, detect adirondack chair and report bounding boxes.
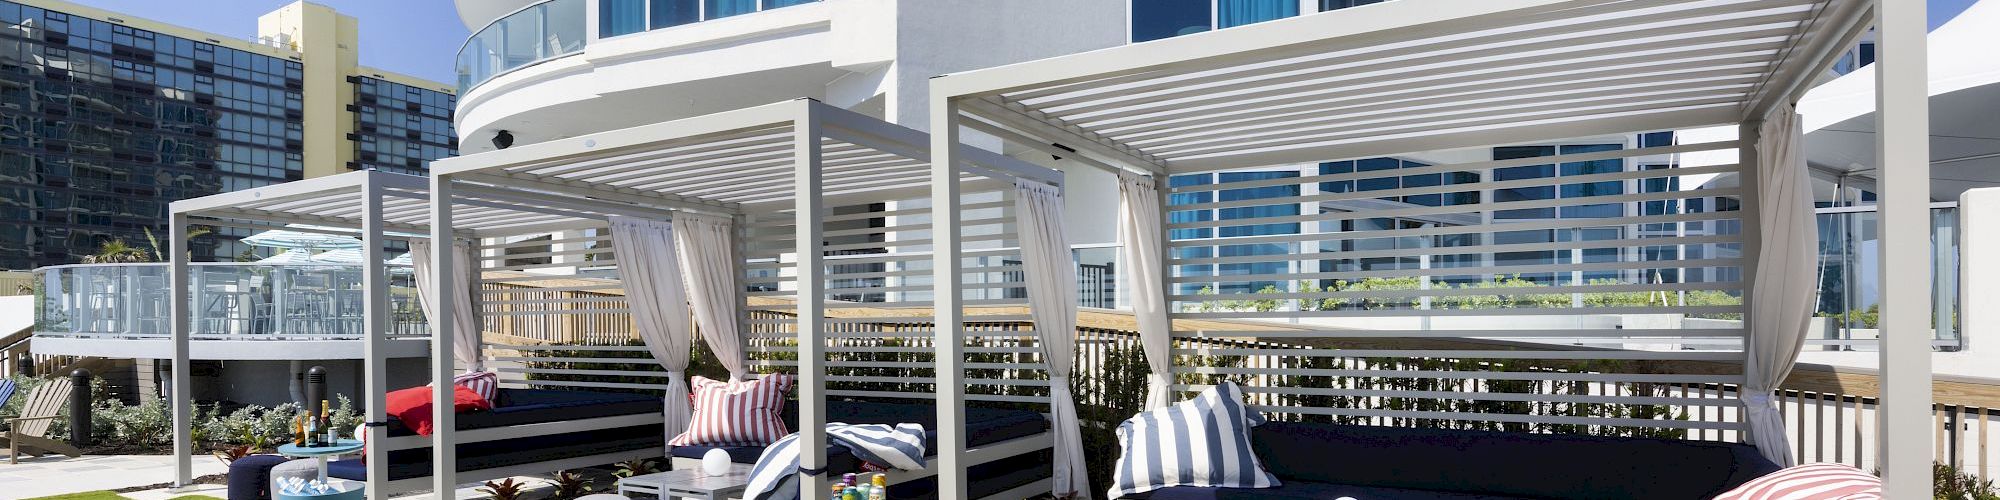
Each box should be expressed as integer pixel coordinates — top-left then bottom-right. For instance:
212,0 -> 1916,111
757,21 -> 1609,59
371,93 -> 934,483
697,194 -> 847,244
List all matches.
1,380 -> 82,463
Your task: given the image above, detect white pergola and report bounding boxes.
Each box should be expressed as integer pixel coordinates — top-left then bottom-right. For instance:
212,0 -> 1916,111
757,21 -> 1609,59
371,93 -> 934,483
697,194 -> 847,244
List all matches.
426,98 -> 1065,499
165,170 -> 638,497
931,0 -> 1932,497
165,171 -> 438,490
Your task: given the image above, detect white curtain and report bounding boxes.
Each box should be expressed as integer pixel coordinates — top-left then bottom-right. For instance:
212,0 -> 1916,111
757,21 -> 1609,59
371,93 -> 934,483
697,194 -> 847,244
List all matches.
410,239 -> 482,373
608,216 -> 698,440
672,212 -> 749,381
1015,179 -> 1091,499
1117,171 -> 1176,410
1744,103 -> 1814,467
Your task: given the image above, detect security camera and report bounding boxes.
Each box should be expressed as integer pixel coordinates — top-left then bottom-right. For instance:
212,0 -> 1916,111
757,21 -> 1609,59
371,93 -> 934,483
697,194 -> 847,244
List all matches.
492,130 -> 514,149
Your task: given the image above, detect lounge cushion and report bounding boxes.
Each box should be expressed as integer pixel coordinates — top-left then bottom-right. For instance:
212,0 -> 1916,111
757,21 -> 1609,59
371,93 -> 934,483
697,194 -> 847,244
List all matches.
1109,382 -> 1278,498
1130,481 -> 1532,500
1712,463 -> 1883,499
668,400 -> 1049,464
1246,421 -> 1781,500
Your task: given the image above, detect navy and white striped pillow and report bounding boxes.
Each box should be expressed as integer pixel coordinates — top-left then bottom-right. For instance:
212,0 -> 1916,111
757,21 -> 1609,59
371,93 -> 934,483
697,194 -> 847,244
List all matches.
1108,381 -> 1279,499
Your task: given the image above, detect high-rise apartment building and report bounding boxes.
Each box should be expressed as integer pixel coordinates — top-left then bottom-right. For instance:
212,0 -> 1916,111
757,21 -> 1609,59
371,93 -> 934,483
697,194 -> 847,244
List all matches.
0,0 -> 456,269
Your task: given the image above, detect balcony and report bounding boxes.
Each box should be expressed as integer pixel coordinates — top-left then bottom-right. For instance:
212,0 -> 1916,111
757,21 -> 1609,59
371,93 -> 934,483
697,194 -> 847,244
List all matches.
454,0 -> 825,95
452,0 -> 847,155
30,263 -> 429,359
456,0 -> 589,93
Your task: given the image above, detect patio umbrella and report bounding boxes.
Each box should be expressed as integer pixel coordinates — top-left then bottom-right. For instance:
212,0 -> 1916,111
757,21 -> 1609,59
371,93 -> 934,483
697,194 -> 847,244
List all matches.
308,249 -> 414,266
254,249 -> 319,264
309,248 -> 363,264
242,226 -> 362,250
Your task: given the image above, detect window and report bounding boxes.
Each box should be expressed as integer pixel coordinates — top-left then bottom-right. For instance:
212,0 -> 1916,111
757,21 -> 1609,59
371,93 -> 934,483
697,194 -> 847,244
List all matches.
1131,0 -> 1296,42
601,0 -> 646,37
650,0 -> 698,29
705,0 -> 755,19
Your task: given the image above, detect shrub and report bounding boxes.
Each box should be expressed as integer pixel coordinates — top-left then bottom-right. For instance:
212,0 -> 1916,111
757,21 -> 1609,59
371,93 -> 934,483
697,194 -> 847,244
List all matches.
1936,461 -> 2000,500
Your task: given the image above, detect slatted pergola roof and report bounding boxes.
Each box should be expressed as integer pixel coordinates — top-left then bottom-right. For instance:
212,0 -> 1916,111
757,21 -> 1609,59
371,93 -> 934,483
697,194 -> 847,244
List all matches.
168,169 -> 628,238
429,98 -> 1059,221
932,0 -> 1873,173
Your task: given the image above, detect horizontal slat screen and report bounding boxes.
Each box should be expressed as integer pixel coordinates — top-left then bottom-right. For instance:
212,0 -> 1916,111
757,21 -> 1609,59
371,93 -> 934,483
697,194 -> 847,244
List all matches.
475,188 -> 1050,411
745,188 -> 1051,407
1159,137 -> 1751,436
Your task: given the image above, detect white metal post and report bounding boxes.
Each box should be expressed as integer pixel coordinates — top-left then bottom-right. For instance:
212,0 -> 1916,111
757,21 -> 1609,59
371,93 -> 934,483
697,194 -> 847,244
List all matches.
930,96 -> 970,500
168,212 -> 192,488
429,174 -> 460,496
360,177 -> 390,499
1876,0 -> 1933,496
1736,120 -> 1770,457
795,106 -> 830,500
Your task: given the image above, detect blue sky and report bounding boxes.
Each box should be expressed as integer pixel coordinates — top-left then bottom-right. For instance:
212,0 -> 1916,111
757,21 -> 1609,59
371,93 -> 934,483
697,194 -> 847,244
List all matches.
59,0 -> 1990,87
67,0 -> 469,84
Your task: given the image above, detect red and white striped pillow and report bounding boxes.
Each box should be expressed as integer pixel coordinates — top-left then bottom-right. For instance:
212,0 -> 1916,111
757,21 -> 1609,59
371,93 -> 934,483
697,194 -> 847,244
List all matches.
429,371 -> 499,402
1713,463 -> 1883,500
669,374 -> 796,447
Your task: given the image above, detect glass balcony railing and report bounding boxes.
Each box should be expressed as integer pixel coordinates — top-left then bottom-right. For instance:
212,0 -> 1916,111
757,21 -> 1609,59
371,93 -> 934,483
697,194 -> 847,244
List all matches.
457,0 -> 588,93
596,0 -> 821,39
32,263 -> 427,340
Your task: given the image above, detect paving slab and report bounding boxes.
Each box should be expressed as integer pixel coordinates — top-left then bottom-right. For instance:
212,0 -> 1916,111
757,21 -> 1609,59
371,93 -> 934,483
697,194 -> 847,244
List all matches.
5,454 -> 228,499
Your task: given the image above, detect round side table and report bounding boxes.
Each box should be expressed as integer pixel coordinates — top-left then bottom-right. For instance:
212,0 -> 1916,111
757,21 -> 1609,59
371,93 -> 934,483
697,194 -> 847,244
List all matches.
275,439 -> 363,486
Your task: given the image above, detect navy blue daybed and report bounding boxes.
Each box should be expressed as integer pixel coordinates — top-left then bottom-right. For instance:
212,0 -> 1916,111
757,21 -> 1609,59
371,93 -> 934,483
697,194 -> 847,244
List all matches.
328,389 -> 664,492
1130,421 -> 1781,500
670,400 -> 1053,500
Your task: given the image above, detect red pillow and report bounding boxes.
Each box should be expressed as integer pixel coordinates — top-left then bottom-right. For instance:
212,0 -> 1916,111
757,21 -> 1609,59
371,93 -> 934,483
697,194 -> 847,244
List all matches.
669,374 -> 795,446
384,384 -> 492,436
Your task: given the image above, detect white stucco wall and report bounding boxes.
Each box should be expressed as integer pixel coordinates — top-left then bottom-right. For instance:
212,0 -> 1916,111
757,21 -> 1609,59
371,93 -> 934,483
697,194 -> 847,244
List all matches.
455,0 -> 1127,152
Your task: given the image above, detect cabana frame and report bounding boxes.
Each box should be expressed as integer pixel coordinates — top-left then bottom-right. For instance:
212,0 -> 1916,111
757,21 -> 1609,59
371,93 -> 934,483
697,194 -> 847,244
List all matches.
427,98 -> 1065,500
932,0 -> 1928,497
166,171 -> 436,496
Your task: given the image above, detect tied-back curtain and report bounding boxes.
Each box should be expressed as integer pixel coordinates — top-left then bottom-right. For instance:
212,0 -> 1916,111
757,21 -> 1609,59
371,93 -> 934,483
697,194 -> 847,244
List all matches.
672,212 -> 749,381
1117,171 -> 1176,410
1744,103 -> 1814,467
410,239 -> 482,373
607,215 -> 698,440
1014,179 -> 1091,500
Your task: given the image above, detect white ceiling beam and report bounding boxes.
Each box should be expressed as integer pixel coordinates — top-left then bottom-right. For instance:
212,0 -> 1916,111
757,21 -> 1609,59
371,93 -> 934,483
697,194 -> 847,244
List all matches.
1166,107 -> 1742,171
1745,0 -> 1875,118
931,0 -> 1590,99
431,98 -> 805,177
960,97 -> 1167,176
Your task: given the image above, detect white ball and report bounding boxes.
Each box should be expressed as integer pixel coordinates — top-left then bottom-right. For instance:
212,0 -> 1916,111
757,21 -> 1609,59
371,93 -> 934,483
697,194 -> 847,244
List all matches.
702,448 -> 733,476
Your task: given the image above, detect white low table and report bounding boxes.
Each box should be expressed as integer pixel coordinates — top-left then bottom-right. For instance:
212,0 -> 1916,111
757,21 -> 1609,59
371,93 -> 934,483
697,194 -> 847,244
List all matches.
617,466 -> 754,500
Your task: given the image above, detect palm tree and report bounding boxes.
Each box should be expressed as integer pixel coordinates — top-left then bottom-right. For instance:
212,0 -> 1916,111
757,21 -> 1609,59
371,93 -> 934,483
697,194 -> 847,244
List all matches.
144,226 -> 211,262
84,239 -> 152,264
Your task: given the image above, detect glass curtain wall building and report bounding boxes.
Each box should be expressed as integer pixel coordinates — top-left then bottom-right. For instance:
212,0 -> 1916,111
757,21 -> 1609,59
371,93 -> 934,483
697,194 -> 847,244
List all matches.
0,0 -> 457,269
1167,132 -> 1746,311
0,1 -> 303,267
1130,0 -> 1382,42
351,76 -> 457,177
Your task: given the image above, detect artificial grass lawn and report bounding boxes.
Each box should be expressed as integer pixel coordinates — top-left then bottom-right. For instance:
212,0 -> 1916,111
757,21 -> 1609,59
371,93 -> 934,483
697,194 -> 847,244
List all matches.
22,492 -> 222,500
21,492 -> 124,500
